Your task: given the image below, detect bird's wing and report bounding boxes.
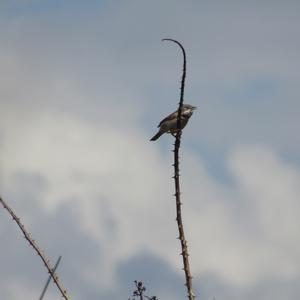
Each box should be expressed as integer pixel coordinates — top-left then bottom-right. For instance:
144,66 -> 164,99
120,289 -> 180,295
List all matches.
158,110 -> 177,127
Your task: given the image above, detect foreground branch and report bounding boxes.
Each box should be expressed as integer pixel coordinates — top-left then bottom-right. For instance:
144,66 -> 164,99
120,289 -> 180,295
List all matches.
162,39 -> 195,300
0,197 -> 70,300
39,255 -> 62,300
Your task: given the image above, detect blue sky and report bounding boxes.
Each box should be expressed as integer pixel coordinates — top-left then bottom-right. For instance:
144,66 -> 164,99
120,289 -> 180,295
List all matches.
0,1 -> 300,300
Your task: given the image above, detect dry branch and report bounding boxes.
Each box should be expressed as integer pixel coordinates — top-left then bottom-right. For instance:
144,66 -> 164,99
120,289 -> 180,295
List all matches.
0,197 -> 70,300
162,38 -> 195,300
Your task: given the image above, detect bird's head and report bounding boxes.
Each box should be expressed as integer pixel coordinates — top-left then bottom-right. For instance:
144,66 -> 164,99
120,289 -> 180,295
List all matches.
181,104 -> 197,116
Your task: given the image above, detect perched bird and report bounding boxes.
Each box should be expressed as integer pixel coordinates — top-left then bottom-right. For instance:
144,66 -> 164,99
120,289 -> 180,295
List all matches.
150,104 -> 197,141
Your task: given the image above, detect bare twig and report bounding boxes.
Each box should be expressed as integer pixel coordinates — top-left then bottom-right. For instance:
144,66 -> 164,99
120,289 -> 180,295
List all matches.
162,38 -> 195,300
39,255 -> 62,300
0,197 -> 70,300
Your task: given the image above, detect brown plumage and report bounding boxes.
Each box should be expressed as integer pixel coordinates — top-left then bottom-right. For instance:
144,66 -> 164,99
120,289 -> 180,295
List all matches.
150,104 -> 196,141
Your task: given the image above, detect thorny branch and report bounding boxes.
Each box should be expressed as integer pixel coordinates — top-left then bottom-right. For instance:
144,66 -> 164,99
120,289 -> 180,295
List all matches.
162,38 -> 195,300
0,197 -> 70,300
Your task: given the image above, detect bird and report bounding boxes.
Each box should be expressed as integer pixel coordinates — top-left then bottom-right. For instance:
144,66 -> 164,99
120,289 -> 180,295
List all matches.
150,104 -> 197,141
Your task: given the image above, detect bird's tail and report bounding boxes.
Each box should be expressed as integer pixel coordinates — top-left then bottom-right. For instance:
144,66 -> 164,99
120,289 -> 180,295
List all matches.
150,130 -> 164,141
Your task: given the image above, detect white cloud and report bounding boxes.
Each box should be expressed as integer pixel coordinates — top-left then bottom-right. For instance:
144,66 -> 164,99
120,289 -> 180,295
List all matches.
0,103 -> 175,284
182,145 -> 300,287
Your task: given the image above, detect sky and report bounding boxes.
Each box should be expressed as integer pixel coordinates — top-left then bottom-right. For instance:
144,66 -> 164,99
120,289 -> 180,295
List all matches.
0,1 -> 300,300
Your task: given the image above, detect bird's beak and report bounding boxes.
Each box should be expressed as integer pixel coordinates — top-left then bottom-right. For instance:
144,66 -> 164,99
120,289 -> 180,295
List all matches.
192,106 -> 197,110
